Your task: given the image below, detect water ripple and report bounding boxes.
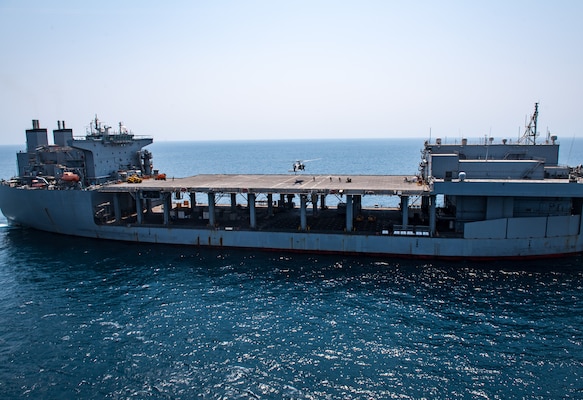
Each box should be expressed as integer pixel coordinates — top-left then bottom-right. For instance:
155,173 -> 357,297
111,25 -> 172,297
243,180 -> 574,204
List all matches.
0,231 -> 582,398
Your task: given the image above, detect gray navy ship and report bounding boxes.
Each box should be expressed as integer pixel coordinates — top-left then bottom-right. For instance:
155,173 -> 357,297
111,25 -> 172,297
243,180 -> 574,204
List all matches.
1,104 -> 583,259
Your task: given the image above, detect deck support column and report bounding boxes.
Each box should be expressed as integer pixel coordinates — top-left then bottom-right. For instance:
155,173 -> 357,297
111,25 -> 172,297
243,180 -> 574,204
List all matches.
208,192 -> 216,226
188,192 -> 196,220
421,195 -> 429,213
135,192 -> 143,224
320,194 -> 327,210
287,194 -> 295,209
311,193 -> 318,216
279,194 -> 285,209
163,192 -> 171,225
267,193 -> 273,216
190,192 -> 196,211
300,194 -> 307,230
230,193 -> 237,211
113,193 -> 122,224
145,199 -> 152,216
346,194 -> 353,231
249,193 -> 256,229
429,195 -> 437,236
353,195 -> 361,216
401,195 -> 409,229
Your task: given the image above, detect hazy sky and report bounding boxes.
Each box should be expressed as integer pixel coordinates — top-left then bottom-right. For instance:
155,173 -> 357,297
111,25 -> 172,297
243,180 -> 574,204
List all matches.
1,1 -> 581,144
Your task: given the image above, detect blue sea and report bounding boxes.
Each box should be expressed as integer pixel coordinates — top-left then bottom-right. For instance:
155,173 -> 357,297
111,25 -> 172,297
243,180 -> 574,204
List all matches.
0,138 -> 582,399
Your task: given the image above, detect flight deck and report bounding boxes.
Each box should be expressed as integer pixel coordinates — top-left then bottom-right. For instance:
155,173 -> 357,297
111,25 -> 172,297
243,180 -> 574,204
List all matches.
99,174 -> 429,196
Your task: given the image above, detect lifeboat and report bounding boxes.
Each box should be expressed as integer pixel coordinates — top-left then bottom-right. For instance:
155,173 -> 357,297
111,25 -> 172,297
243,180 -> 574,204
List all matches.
31,179 -> 46,188
62,171 -> 80,182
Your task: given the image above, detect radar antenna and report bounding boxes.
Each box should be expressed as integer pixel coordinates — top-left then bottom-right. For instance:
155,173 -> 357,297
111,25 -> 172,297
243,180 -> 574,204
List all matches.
520,102 -> 539,145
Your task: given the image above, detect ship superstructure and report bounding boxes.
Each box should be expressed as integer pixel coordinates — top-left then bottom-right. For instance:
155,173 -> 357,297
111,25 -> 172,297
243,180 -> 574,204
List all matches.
15,116 -> 152,187
1,105 -> 583,259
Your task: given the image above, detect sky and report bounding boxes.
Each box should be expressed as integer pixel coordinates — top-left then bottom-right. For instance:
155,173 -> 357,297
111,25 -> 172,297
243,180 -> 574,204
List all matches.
0,1 -> 582,145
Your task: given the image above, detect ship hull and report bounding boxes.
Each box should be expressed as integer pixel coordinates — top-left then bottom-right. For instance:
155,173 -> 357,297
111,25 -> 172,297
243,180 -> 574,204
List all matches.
1,185 -> 582,260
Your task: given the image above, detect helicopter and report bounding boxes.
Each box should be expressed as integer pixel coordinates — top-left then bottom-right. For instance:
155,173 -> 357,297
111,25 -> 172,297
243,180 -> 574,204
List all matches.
290,159 -> 321,173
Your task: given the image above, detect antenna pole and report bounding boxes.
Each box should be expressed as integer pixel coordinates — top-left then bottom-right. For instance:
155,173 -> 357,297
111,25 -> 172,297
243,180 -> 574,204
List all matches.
533,102 -> 539,143
519,102 -> 539,145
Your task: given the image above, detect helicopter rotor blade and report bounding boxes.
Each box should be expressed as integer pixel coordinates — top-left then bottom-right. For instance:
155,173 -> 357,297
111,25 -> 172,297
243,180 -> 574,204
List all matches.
301,158 -> 321,163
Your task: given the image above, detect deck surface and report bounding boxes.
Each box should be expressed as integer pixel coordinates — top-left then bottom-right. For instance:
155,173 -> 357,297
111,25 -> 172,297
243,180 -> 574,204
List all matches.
99,174 -> 429,195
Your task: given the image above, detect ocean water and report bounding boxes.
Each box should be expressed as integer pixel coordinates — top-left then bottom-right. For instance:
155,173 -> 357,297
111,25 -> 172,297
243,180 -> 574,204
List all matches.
0,138 -> 582,399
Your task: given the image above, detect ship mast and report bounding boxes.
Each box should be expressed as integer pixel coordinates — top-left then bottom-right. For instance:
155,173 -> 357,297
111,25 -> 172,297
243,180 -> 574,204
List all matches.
520,102 -> 539,145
